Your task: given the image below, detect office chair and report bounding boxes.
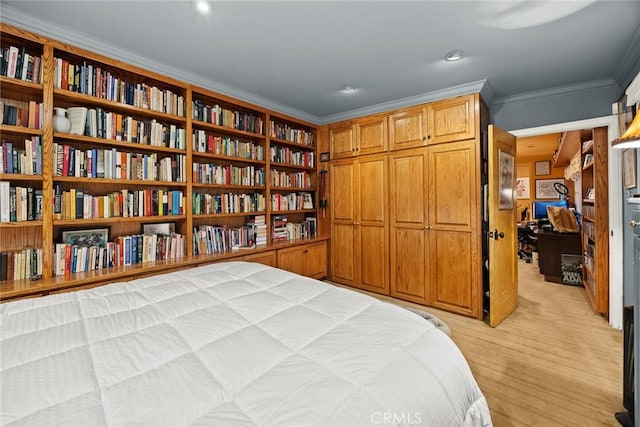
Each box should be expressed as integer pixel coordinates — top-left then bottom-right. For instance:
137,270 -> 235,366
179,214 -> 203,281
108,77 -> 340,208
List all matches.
517,224 -> 537,263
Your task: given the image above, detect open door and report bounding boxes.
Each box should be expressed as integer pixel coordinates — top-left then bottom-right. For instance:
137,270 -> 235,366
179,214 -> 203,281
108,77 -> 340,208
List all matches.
488,125 -> 518,327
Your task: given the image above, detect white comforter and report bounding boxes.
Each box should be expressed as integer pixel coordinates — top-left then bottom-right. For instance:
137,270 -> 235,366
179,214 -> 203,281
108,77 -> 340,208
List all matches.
1,261 -> 492,426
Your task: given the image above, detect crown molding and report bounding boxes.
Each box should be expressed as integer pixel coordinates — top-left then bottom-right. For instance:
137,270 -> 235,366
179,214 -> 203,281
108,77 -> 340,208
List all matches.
0,6 -> 320,124
492,78 -> 619,106
317,80 -> 487,125
614,24 -> 640,89
478,79 -> 495,106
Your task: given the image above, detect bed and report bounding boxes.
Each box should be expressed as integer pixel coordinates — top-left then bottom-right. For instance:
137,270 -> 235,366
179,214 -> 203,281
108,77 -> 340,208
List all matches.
1,261 -> 492,426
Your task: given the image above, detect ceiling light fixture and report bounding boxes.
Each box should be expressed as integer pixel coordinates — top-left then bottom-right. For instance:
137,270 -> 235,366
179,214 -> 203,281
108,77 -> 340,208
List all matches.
342,85 -> 356,93
445,50 -> 465,62
194,0 -> 211,15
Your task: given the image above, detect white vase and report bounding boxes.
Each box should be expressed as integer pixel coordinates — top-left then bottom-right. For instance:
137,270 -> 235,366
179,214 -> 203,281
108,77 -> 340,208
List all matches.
53,107 -> 71,133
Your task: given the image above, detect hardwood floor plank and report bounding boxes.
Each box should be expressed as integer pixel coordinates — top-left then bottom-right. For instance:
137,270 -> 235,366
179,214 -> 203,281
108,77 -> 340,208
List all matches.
329,258 -> 624,426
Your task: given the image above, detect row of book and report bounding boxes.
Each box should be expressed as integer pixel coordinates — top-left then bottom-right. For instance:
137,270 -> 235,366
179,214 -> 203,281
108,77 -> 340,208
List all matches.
192,130 -> 265,160
269,120 -> 315,146
584,243 -> 595,273
192,163 -> 266,186
270,170 -> 312,188
1,137 -> 42,175
74,107 -> 186,149
582,221 -> 595,241
0,248 -> 43,282
53,186 -> 185,220
584,187 -> 595,200
271,192 -> 314,212
53,233 -> 187,276
54,58 -> 185,116
0,183 -> 42,222
54,143 -> 186,182
246,215 -> 267,246
192,192 -> 266,215
191,100 -> 264,134
270,146 -> 315,168
1,99 -> 43,129
284,218 -> 318,241
0,46 -> 42,83
582,205 -> 595,219
193,224 -> 262,255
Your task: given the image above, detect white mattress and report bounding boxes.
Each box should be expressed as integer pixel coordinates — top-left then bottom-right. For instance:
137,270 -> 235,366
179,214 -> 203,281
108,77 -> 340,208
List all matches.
1,261 -> 492,426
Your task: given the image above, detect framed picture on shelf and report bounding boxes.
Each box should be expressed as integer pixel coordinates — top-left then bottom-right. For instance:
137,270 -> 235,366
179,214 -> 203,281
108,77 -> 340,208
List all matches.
516,177 -> 530,199
61,228 -> 109,248
142,222 -> 176,235
535,160 -> 551,176
622,148 -> 637,189
535,178 -> 564,199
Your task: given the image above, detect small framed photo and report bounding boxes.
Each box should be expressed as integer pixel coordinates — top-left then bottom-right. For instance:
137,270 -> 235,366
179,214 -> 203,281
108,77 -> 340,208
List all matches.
61,227 -> 109,247
535,178 -> 564,199
622,148 -> 637,189
535,160 -> 551,176
516,177 -> 530,199
319,152 -> 330,162
142,222 -> 176,235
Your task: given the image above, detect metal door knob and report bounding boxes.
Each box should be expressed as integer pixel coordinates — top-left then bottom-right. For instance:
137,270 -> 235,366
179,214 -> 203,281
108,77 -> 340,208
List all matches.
631,220 -> 639,228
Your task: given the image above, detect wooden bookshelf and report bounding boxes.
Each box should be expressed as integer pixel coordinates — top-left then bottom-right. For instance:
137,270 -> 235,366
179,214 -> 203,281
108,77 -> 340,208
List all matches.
0,23 -> 324,299
579,127 -> 608,314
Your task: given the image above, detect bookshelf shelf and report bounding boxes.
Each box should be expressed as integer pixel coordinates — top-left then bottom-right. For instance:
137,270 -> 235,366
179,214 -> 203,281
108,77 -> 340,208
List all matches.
0,76 -> 42,96
193,212 -> 266,219
270,162 -> 315,171
192,119 -> 266,139
52,176 -> 187,187
53,89 -> 187,123
0,23 -> 322,296
52,133 -> 186,154
0,124 -> 44,136
54,215 -> 187,226
0,220 -> 43,228
0,173 -> 42,181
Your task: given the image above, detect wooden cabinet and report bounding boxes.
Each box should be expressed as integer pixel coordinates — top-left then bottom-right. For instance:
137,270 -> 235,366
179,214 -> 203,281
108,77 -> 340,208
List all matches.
388,106 -> 427,151
427,140 -> 480,317
277,241 -> 327,279
329,121 -> 356,159
580,127 -> 608,314
356,115 -> 388,156
242,250 -> 276,267
426,95 -> 476,144
389,149 -> 429,304
330,155 -> 388,293
330,116 -> 387,159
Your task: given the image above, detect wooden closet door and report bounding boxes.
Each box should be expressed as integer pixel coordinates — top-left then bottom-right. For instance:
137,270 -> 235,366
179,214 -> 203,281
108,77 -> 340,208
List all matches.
329,122 -> 356,159
389,149 -> 429,304
330,159 -> 357,285
426,94 -> 476,145
356,115 -> 388,156
356,155 -> 389,293
427,140 -> 480,317
388,106 -> 427,151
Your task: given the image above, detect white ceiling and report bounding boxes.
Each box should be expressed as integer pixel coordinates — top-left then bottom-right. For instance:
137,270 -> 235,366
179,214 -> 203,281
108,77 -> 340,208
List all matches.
2,1 -> 640,124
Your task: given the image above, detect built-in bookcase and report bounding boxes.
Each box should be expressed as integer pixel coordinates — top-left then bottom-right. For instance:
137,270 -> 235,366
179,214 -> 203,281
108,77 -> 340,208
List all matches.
0,23 -> 324,298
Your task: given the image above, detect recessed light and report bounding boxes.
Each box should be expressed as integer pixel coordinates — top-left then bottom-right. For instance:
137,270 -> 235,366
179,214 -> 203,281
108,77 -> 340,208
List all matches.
445,50 -> 465,62
342,85 -> 356,93
194,0 -> 211,14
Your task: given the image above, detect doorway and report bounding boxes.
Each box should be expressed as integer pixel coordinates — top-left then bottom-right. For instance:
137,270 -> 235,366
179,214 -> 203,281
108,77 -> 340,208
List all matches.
511,115 -> 623,328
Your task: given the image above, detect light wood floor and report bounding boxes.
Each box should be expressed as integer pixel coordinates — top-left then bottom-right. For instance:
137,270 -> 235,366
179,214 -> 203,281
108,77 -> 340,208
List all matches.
335,258 -> 625,426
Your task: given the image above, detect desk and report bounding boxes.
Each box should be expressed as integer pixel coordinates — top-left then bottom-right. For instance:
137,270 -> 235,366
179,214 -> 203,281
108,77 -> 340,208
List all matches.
536,231 -> 582,283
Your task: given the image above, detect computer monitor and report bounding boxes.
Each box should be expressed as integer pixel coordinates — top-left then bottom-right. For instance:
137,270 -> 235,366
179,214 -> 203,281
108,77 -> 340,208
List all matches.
532,199 -> 568,220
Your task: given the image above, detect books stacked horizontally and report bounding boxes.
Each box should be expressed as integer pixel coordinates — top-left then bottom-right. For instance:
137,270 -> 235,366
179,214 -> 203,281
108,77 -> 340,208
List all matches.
246,214 -> 267,246
271,215 -> 288,242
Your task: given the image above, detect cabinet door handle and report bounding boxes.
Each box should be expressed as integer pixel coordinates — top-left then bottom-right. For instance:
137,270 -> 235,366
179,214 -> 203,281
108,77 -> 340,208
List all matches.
303,249 -> 309,254
631,220 -> 639,228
